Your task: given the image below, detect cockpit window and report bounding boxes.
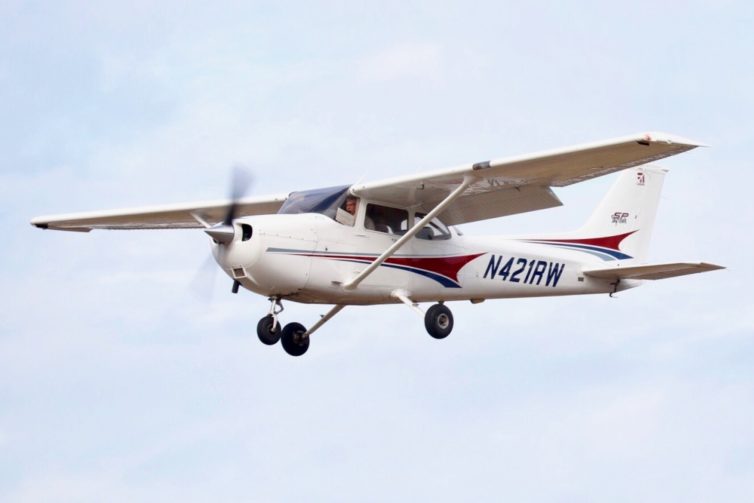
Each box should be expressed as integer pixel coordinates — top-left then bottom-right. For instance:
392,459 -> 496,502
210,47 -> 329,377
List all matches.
365,204 -> 408,235
415,212 -> 451,240
278,185 -> 351,219
334,195 -> 360,226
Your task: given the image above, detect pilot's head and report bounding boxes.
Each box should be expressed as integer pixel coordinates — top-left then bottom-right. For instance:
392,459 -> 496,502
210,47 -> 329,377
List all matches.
345,196 -> 358,215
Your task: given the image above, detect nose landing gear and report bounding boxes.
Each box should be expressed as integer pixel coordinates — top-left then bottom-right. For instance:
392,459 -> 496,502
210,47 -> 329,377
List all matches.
256,315 -> 281,345
256,297 -> 284,345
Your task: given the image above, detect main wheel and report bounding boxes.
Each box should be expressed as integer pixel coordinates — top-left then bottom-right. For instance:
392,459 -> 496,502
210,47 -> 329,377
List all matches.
281,322 -> 310,357
424,303 -> 453,339
257,315 -> 282,345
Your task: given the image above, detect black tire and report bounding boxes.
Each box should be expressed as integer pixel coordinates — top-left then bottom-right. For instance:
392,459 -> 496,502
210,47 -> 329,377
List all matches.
424,304 -> 453,339
281,322 -> 310,357
257,315 -> 282,345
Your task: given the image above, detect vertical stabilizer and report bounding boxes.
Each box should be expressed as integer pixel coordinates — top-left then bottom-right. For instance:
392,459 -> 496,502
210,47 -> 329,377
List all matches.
522,166 -> 666,263
576,165 -> 666,262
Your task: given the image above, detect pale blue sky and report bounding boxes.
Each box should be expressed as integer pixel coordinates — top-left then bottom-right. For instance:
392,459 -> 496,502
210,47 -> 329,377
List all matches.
2,1 -> 753,501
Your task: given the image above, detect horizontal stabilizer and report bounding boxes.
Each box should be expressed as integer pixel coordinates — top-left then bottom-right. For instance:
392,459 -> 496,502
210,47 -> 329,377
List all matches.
583,262 -> 725,281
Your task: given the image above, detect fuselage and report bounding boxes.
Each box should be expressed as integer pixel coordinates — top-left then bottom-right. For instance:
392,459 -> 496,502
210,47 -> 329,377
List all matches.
213,213 -> 636,305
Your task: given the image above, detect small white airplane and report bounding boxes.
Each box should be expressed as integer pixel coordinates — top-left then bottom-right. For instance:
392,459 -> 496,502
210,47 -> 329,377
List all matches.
32,132 -> 724,356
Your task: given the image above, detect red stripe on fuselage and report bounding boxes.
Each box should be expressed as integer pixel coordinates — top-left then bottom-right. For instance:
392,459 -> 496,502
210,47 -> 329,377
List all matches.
303,252 -> 485,282
385,254 -> 485,282
532,230 -> 637,251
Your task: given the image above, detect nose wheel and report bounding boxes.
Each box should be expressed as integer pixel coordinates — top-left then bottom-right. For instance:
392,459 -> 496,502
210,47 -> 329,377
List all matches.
257,297 -> 285,345
256,315 -> 281,345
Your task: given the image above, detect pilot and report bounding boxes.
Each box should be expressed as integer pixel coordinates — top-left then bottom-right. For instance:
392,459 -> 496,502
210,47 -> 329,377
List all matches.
336,195 -> 360,226
344,196 -> 358,216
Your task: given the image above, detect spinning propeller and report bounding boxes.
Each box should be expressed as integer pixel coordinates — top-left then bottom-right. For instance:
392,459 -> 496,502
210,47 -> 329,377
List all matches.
191,166 -> 253,297
202,166 -> 253,244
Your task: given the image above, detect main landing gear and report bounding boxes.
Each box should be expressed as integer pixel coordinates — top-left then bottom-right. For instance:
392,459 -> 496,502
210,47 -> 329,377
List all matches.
391,290 -> 455,340
424,303 -> 454,339
280,322 -> 309,357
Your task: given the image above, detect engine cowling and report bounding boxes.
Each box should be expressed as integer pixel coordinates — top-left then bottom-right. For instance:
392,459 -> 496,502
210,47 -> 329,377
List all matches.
216,214 -> 318,297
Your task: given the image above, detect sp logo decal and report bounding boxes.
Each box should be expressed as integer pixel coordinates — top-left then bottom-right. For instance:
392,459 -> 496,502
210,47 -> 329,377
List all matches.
611,212 -> 629,224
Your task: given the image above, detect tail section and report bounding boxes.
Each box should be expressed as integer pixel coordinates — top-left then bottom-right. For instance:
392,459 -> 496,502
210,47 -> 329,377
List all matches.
576,165 -> 666,262
523,165 -> 666,262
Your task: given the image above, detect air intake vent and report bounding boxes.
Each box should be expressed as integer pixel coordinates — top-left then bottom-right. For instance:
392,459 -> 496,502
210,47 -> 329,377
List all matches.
241,224 -> 253,241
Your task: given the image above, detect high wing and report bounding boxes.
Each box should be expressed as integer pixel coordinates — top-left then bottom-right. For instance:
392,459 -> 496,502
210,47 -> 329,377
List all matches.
31,132 -> 702,232
31,194 -> 288,232
583,262 -> 725,281
351,132 -> 704,225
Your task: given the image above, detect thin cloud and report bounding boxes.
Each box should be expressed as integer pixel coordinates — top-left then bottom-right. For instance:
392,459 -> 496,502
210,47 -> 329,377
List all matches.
357,42 -> 444,82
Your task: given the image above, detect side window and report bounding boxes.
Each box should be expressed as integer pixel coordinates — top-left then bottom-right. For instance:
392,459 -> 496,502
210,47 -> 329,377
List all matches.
365,204 -> 408,235
415,212 -> 452,240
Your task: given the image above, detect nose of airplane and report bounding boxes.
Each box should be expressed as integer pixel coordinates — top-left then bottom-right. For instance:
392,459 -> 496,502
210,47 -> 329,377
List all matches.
212,223 -> 262,276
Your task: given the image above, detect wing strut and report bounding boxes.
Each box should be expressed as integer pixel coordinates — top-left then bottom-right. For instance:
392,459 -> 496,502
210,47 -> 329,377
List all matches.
304,304 -> 346,337
344,176 -> 475,290
391,289 -> 425,317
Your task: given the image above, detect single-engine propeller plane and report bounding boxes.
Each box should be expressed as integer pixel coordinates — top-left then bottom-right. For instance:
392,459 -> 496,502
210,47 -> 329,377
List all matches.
32,132 -> 724,356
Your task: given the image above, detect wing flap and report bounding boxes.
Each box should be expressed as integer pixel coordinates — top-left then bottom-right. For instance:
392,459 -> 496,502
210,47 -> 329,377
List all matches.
31,194 -> 288,231
583,262 -> 725,281
438,185 -> 562,225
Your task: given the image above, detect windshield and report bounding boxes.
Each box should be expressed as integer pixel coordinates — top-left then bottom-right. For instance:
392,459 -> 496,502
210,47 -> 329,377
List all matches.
415,212 -> 452,240
278,185 -> 351,219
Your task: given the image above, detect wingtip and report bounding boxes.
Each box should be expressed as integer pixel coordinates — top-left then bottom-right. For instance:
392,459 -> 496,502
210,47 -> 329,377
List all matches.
30,216 -> 92,232
700,262 -> 726,271
642,131 -> 710,148
30,216 -> 48,229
